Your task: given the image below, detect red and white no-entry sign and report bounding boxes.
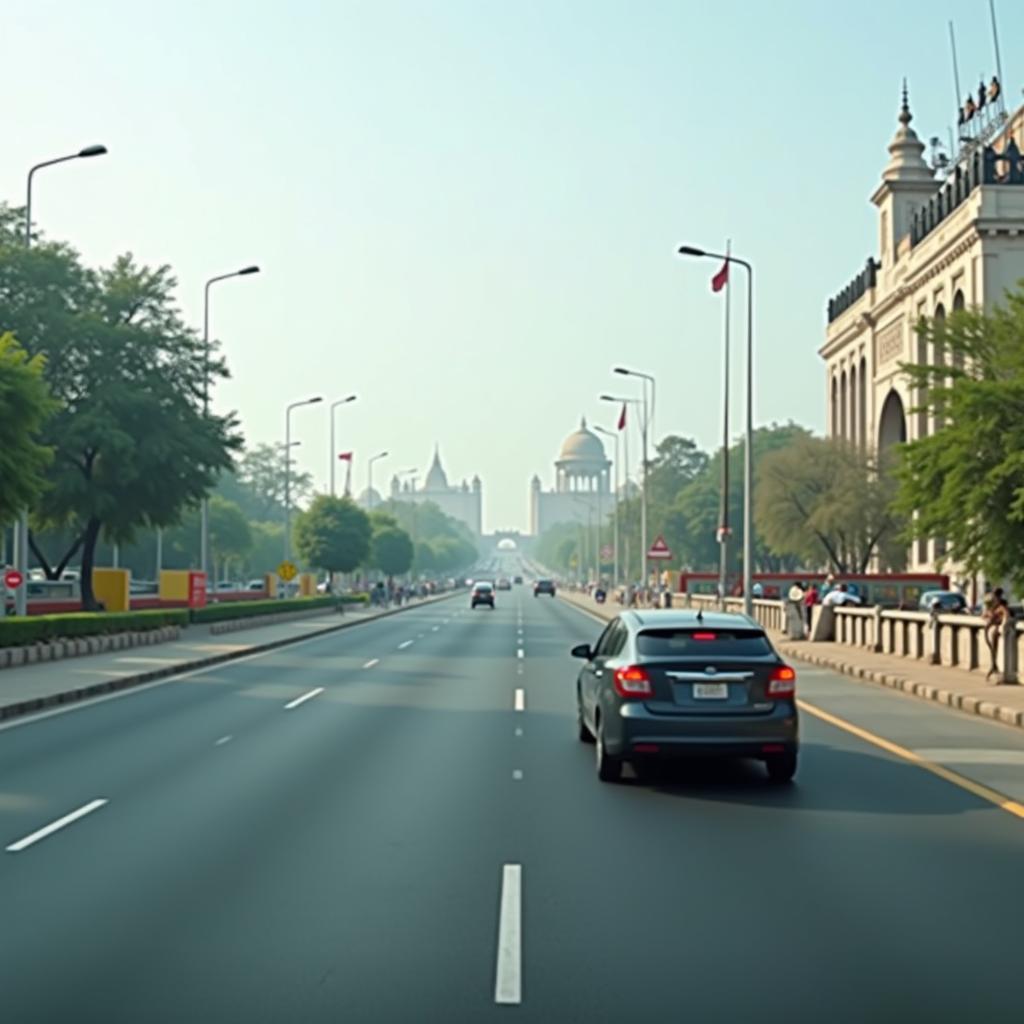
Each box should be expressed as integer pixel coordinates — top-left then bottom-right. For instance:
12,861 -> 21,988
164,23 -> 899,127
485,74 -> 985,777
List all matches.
647,535 -> 673,561
4,569 -> 25,590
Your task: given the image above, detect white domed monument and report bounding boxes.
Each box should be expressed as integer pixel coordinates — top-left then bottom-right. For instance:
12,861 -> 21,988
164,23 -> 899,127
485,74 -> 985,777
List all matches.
529,418 -> 611,535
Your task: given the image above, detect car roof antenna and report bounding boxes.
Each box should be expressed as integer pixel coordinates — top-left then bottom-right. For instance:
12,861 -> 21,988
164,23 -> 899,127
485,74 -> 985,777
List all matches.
696,608 -> 703,622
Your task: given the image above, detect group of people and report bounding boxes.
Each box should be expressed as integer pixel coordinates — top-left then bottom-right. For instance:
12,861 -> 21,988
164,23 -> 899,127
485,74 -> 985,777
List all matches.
784,578 -> 862,629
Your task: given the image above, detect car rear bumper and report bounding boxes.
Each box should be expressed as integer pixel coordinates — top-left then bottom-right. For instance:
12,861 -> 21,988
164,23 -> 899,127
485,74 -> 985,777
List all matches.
471,599 -> 494,607
606,701 -> 798,759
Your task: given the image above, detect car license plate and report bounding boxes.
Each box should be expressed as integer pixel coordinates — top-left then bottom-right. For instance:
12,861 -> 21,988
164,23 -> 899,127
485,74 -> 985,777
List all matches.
692,682 -> 728,700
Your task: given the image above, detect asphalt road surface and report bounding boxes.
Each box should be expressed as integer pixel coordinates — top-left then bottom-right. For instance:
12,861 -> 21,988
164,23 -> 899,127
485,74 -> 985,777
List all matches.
2,589 -> 1023,1023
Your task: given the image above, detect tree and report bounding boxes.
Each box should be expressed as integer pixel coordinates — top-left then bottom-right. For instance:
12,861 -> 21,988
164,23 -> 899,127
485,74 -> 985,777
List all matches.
230,443 -> 314,522
0,332 -> 55,523
756,436 -> 904,573
0,208 -> 240,608
293,495 -> 371,575
371,526 -> 414,577
895,288 -> 1024,589
208,496 -> 253,581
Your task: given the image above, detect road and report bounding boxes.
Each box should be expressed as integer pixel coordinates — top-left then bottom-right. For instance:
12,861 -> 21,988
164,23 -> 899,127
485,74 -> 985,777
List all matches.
2,588 -> 1023,1022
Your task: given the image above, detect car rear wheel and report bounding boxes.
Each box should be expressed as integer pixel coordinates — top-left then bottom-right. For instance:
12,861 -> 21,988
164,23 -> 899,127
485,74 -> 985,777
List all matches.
765,752 -> 798,784
595,719 -> 621,782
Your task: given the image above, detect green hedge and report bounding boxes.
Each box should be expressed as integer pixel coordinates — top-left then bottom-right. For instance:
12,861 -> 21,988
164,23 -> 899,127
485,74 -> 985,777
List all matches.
0,609 -> 189,648
190,593 -> 368,625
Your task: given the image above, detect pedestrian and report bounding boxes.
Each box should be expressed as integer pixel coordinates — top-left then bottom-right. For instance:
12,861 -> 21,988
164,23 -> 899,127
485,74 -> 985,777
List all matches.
822,582 -> 857,606
752,581 -> 764,599
804,583 -> 819,629
787,580 -> 805,604
983,587 -> 1011,681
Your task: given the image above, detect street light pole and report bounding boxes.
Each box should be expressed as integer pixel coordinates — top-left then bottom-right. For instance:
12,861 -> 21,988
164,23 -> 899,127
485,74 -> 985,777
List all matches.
601,395 -> 641,585
678,244 -> 755,616
283,397 -> 323,563
367,451 -> 389,509
329,395 -> 357,496
201,265 -> 260,581
15,145 -> 108,617
594,425 -> 619,586
615,367 -> 656,594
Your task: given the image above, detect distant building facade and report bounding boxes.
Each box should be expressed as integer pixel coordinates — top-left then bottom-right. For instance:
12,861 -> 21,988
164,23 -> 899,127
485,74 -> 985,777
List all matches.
529,418 -> 611,536
822,82 -> 1024,572
385,447 -> 482,537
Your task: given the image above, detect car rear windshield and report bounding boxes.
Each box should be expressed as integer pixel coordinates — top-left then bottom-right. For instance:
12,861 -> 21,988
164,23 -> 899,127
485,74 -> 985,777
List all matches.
474,583 -> 493,591
637,629 -> 773,656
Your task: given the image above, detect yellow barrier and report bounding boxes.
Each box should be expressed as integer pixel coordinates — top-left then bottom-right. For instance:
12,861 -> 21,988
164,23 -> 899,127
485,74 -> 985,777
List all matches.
93,568 -> 130,612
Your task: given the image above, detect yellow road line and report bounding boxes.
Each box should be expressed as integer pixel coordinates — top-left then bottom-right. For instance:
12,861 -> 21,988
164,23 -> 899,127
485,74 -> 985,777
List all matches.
797,698 -> 1024,822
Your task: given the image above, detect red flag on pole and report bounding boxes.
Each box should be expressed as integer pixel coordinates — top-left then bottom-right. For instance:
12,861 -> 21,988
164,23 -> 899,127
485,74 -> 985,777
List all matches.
617,403 -> 627,430
711,260 -> 729,293
337,452 -> 353,461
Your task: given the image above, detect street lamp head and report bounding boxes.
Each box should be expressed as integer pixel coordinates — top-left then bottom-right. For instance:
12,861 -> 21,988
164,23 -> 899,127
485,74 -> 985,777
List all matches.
677,245 -> 706,258
238,265 -> 260,275
599,394 -> 620,402
377,451 -> 389,458
78,145 -> 108,159
613,367 -> 629,376
308,396 -> 323,405
345,394 -> 357,403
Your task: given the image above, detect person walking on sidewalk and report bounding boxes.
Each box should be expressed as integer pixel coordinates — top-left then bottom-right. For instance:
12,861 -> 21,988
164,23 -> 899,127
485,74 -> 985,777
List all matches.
983,588 -> 1011,681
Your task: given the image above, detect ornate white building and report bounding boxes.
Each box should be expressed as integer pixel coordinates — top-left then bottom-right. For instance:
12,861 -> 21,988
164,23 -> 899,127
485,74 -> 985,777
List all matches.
821,84 -> 1024,571
386,447 -> 482,537
529,418 -> 612,536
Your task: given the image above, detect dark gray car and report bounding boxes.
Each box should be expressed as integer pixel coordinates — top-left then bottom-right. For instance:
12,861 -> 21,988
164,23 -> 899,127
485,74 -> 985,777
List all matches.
572,609 -> 799,783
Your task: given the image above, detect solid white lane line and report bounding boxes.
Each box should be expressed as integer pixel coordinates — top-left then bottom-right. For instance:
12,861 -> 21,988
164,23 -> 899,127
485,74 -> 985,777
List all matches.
398,640 -> 414,650
363,658 -> 380,669
284,687 -> 324,710
514,688 -> 525,711
6,798 -> 108,853
215,735 -> 233,746
494,864 -> 522,1005
512,769 -> 523,780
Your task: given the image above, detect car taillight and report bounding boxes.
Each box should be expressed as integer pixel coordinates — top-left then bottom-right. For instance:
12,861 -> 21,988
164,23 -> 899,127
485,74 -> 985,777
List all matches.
767,665 -> 796,698
613,665 -> 653,698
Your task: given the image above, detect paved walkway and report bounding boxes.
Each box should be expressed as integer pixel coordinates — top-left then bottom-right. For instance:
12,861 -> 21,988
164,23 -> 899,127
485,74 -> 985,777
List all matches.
0,597 -> 449,720
559,589 -> 1024,733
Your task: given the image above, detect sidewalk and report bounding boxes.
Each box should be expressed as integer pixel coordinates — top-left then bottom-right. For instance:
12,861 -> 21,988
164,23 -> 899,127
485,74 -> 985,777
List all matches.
0,594 -> 454,722
559,590 -> 1024,733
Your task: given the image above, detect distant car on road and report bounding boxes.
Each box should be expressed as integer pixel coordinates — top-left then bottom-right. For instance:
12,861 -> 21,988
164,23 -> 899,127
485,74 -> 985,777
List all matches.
571,609 -> 799,784
534,578 -> 556,597
918,590 -> 969,614
471,581 -> 495,609
513,575 -> 523,585
496,577 -> 512,591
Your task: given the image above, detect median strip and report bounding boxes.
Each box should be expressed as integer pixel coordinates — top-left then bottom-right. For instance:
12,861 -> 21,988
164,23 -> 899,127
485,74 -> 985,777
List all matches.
6,798 -> 108,853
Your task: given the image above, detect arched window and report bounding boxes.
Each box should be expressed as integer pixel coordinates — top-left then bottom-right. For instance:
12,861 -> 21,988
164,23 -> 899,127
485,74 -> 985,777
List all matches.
859,355 -> 867,448
840,370 -> 848,441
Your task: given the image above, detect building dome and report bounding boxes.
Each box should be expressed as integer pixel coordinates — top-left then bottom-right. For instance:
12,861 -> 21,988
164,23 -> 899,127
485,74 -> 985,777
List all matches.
558,417 -> 606,463
357,486 -> 382,508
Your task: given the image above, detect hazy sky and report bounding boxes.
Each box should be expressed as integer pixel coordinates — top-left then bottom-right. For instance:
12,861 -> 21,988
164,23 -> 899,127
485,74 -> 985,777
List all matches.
7,1 -> 1020,531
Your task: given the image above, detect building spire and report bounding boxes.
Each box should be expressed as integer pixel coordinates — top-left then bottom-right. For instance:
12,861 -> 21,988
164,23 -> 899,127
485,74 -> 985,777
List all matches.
881,79 -> 931,183
900,77 -> 911,125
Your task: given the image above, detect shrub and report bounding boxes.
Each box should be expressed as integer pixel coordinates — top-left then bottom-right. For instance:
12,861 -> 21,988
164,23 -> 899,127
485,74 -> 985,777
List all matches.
0,609 -> 189,648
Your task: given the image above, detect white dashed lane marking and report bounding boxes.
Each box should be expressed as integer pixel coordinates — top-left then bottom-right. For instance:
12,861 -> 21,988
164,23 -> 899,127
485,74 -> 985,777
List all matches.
514,689 -> 525,712
6,798 -> 108,853
284,687 -> 324,710
364,659 -> 380,669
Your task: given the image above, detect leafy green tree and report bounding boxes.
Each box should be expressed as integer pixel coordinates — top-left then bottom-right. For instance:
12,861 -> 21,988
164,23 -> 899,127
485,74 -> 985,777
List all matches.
756,436 -> 904,573
246,521 -> 284,578
294,495 -> 371,575
371,525 -> 414,577
895,288 -> 1024,589
0,208 -> 240,608
208,496 -> 253,581
0,332 -> 55,523
227,443 -> 314,522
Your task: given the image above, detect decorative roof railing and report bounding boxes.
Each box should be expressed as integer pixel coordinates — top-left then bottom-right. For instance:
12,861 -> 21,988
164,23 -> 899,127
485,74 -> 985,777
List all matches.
827,258 -> 879,324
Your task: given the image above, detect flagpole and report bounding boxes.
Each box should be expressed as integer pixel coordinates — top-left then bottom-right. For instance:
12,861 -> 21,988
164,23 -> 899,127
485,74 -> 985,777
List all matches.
719,239 -> 731,608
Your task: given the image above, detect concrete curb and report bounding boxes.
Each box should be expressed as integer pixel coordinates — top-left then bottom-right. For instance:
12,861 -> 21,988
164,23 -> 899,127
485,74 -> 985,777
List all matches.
0,592 -> 459,723
208,605 -> 350,635
775,642 -> 1024,731
0,625 -> 182,670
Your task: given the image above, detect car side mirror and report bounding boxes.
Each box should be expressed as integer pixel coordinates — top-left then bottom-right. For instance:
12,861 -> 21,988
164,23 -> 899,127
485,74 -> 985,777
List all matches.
570,643 -> 592,659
